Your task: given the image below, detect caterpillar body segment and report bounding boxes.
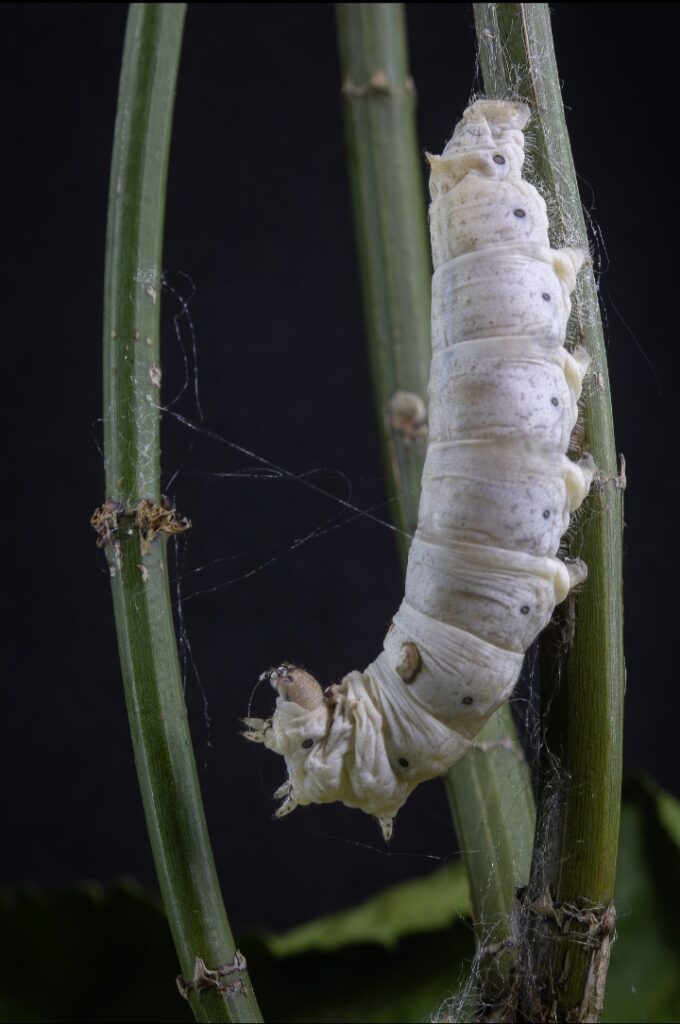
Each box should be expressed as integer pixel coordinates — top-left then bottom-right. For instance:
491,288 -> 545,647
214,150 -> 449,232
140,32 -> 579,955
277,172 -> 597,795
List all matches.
246,100 -> 593,839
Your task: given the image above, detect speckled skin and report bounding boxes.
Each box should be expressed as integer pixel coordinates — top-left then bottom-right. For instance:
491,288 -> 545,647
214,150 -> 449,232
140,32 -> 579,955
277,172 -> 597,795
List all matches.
251,100 -> 594,838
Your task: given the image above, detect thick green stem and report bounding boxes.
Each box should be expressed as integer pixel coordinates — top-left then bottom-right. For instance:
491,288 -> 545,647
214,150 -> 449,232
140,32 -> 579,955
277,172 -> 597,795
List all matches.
473,5 -> 624,1021
335,0 -> 535,966
100,6 -> 262,1021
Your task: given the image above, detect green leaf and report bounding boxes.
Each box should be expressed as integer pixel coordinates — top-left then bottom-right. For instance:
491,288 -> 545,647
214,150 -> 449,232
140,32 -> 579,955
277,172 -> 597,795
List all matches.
248,927 -> 472,1024
657,787 -> 680,848
603,780 -> 680,1023
0,881 -> 191,1023
1,784 -> 677,1023
247,861 -> 473,1022
263,860 -> 469,956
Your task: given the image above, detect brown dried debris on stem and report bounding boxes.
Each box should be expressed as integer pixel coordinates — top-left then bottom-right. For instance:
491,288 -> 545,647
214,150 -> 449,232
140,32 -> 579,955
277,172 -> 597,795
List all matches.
91,496 -> 191,554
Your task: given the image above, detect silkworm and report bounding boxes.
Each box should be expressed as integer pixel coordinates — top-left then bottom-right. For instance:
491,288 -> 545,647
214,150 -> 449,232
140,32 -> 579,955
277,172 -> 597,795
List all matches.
244,100 -> 594,840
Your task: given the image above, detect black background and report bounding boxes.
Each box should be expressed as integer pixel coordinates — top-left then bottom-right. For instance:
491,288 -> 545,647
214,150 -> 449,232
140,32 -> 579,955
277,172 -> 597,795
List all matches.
3,4 -> 678,934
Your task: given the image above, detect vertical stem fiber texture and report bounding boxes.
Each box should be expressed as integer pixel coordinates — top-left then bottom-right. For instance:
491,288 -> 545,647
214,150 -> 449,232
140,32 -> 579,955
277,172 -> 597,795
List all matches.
102,6 -> 262,1021
336,2 -> 431,561
473,5 -> 624,1020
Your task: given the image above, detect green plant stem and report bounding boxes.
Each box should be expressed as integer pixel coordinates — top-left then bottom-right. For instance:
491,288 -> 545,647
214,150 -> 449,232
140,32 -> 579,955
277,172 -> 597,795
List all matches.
335,0 -> 535,964
335,2 -> 431,561
101,6 -> 262,1021
473,5 -> 625,1020
445,713 -> 535,943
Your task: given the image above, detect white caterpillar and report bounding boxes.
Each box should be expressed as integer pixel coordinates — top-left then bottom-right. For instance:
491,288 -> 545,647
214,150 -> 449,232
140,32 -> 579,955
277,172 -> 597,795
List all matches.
245,100 -> 594,840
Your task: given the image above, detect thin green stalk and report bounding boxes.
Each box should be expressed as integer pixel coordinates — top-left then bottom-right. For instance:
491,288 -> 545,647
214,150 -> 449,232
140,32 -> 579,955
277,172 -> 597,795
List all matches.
445,712 -> 535,951
473,5 -> 624,1020
99,6 -> 262,1021
335,2 -> 430,560
335,0 -> 535,963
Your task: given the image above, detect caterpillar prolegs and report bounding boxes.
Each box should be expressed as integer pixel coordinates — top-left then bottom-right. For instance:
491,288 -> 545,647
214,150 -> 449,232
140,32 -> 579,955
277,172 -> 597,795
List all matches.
244,100 -> 595,840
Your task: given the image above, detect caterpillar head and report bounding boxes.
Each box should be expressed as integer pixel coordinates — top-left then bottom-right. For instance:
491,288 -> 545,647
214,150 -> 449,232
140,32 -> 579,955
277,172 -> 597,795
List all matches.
264,663 -> 325,711
244,664 -> 412,841
243,664 -> 341,817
